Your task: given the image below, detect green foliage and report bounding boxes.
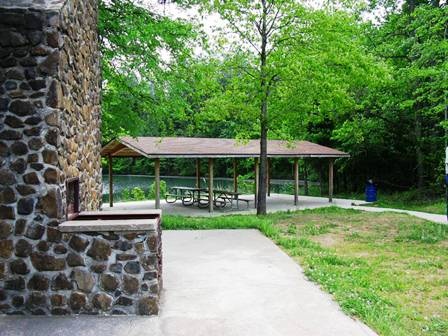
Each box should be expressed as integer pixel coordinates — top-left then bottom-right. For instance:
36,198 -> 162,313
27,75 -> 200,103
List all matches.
131,187 -> 146,201
100,0 -> 448,199
336,2 -> 448,190
120,186 -> 146,201
121,187 -> 131,201
395,221 -> 448,243
148,180 -> 167,199
99,0 -> 196,141
117,180 -> 168,201
237,173 -> 255,194
363,188 -> 446,214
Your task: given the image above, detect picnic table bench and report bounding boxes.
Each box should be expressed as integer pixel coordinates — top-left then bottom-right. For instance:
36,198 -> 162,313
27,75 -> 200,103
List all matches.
213,190 -> 251,209
165,186 -> 251,210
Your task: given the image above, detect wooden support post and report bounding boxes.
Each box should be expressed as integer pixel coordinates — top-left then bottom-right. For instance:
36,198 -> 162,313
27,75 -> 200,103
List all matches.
304,160 -> 309,196
108,155 -> 113,207
267,158 -> 271,196
208,158 -> 214,213
254,158 -> 259,209
329,159 -> 334,203
195,159 -> 201,189
233,159 -> 238,193
294,158 -> 299,205
154,158 -> 160,209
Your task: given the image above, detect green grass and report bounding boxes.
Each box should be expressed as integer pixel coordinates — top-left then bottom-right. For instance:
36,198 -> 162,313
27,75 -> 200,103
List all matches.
281,185 -> 446,215
356,190 -> 446,215
163,208 -> 448,336
328,189 -> 446,215
364,198 -> 446,215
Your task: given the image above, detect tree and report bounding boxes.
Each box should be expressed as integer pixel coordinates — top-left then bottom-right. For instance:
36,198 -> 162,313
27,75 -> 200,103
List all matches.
99,0 -> 196,141
194,1 -> 387,205
201,0 -> 306,215
365,1 -> 447,190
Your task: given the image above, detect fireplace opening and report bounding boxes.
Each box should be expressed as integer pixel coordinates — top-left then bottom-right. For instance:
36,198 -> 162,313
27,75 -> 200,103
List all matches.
66,177 -> 80,220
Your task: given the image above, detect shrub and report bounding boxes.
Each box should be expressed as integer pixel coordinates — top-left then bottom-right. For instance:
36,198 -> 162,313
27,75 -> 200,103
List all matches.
131,187 -> 146,201
121,187 -> 132,201
148,180 -> 167,199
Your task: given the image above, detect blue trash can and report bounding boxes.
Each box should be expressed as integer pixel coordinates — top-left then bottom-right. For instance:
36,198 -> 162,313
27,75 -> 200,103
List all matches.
365,180 -> 377,202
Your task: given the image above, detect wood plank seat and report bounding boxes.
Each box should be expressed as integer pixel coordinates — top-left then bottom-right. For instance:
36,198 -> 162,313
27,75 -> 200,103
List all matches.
213,190 -> 251,209
236,198 -> 251,208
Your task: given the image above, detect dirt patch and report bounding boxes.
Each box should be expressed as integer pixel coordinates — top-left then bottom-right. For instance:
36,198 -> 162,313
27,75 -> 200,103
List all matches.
310,233 -> 342,248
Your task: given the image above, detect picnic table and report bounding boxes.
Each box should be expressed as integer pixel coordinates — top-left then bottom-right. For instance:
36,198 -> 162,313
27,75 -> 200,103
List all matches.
165,186 -> 251,209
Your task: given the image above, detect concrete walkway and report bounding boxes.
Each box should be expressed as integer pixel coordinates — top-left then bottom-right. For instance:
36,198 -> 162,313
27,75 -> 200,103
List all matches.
103,193 -> 447,225
0,230 -> 377,336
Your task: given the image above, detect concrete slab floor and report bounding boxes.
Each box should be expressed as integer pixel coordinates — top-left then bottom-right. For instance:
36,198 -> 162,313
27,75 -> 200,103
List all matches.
0,230 -> 377,336
103,193 -> 447,225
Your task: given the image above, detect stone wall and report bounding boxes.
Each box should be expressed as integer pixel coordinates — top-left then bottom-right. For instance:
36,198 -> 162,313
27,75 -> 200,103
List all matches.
0,0 -> 101,225
58,0 -> 102,212
0,221 -> 162,315
0,0 -> 113,316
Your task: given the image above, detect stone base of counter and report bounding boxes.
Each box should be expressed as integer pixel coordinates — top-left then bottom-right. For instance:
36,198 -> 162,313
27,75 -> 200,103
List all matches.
0,220 -> 162,316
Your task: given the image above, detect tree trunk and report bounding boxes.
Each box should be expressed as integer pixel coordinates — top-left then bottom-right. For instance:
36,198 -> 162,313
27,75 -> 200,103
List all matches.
415,111 -> 424,191
257,0 -> 269,215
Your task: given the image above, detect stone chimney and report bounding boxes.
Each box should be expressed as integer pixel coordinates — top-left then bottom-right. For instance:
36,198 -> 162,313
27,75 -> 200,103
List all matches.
0,0 -> 102,222
0,0 -> 102,314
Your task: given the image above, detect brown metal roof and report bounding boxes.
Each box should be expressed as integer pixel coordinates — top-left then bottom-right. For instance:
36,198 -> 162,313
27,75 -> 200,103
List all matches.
101,136 -> 349,158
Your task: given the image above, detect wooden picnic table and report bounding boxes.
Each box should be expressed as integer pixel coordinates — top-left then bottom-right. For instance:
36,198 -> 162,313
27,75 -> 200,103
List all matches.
165,186 -> 251,209
165,186 -> 208,207
212,189 -> 251,209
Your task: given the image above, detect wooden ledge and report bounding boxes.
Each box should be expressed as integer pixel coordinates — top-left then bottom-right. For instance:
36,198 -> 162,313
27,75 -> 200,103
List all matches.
59,218 -> 159,233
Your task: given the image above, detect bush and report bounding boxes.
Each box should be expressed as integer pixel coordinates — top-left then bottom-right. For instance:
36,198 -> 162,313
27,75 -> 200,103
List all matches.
121,188 -> 132,201
131,187 -> 146,201
148,180 -> 167,199
237,173 -> 254,194
119,187 -> 146,201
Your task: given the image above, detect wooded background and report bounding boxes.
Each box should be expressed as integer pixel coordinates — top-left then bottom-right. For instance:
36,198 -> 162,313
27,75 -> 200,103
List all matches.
99,0 -> 448,198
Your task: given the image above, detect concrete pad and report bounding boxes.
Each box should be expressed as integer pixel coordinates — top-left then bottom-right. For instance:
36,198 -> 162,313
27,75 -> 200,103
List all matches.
159,230 -> 376,336
103,193 -> 447,225
0,230 -> 377,336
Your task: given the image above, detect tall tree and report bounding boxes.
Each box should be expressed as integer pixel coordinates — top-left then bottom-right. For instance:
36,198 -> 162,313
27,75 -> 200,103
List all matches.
194,1 -> 386,200
368,0 -> 447,190
99,0 -> 196,141
203,0 -> 303,215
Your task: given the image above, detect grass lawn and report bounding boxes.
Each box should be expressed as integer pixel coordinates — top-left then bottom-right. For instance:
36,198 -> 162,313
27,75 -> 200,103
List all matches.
363,199 -> 446,215
163,208 -> 448,336
331,189 -> 446,215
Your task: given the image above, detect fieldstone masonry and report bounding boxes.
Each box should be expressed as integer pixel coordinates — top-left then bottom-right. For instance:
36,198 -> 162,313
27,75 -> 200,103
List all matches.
0,224 -> 162,315
0,0 -> 101,221
0,0 -> 162,315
